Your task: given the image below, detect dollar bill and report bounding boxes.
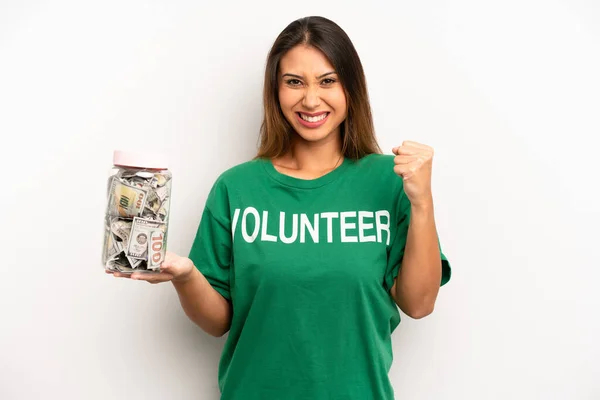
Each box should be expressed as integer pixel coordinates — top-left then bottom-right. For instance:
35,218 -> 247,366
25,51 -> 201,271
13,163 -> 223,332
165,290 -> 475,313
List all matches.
105,252 -> 124,272
157,205 -> 168,222
128,177 -> 148,189
156,181 -> 172,223
115,264 -> 135,273
126,217 -> 166,260
105,251 -> 143,272
105,259 -> 118,272
112,252 -> 132,272
150,174 -> 168,188
107,177 -> 148,218
102,226 -> 116,264
148,229 -> 166,269
117,169 -> 137,179
115,260 -> 147,273
144,189 -> 161,214
154,185 -> 168,202
141,187 -> 170,222
110,219 -> 132,247
127,255 -> 144,269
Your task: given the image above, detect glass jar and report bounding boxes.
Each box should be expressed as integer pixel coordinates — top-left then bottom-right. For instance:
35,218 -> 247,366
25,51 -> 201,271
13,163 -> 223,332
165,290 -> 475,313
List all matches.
102,150 -> 172,274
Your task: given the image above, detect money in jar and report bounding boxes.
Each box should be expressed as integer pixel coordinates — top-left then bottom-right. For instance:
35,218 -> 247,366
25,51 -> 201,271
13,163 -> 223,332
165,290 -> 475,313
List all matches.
102,150 -> 172,274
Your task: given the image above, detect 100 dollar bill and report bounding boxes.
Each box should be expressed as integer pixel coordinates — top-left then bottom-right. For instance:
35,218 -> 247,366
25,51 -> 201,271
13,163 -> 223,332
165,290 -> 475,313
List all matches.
126,217 -> 166,264
148,229 -> 166,269
107,177 -> 147,218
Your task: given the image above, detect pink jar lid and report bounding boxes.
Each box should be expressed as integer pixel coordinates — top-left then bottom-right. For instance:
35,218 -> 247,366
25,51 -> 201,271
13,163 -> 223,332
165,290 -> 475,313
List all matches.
113,150 -> 169,170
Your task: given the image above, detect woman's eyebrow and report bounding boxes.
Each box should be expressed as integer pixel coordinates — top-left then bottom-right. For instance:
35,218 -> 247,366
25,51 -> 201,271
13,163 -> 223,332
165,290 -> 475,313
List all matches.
281,71 -> 337,79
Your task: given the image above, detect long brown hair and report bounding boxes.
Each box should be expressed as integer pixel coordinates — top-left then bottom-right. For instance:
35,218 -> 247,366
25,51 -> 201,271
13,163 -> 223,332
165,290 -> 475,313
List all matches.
255,16 -> 382,161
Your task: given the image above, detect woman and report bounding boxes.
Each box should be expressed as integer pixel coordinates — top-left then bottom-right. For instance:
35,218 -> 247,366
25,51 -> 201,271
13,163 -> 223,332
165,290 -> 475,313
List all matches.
109,15 -> 451,400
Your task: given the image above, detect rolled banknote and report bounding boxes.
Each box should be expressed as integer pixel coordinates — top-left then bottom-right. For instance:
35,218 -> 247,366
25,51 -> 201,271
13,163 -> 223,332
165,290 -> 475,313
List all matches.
150,173 -> 168,188
110,218 -> 132,247
127,217 -> 166,260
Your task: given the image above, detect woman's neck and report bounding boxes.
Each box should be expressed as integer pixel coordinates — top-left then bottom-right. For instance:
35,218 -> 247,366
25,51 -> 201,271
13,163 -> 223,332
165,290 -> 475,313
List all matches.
276,132 -> 344,175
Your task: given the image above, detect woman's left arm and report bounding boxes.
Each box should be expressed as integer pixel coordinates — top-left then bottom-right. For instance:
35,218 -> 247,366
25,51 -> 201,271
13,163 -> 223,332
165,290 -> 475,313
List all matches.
390,200 -> 442,318
390,141 -> 443,319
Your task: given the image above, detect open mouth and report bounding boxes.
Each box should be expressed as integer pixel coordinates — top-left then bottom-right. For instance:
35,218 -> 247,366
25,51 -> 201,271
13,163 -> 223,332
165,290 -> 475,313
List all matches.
297,112 -> 329,122
296,112 -> 330,128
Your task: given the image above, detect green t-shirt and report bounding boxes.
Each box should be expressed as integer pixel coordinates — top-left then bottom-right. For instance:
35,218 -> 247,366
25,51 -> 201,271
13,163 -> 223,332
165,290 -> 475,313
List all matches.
188,153 -> 451,400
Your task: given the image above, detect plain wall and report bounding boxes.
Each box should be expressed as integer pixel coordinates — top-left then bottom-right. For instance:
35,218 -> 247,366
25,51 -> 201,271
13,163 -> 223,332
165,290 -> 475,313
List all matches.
1,0 -> 599,399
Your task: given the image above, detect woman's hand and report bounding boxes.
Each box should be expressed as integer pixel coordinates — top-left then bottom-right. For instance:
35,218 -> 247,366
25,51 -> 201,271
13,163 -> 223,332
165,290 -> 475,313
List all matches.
392,141 -> 434,208
106,251 -> 196,284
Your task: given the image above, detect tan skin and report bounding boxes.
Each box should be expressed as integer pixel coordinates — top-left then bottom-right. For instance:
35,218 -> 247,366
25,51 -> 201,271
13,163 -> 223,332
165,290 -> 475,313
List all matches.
107,44 -> 442,330
273,44 -> 347,178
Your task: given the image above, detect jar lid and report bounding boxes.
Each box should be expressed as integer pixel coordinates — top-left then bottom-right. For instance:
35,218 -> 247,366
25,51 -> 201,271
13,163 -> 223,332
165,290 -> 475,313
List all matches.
113,150 -> 169,169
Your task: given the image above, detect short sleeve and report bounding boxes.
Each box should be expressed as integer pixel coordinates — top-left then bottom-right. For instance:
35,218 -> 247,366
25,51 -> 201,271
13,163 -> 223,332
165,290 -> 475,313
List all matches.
188,178 -> 232,301
383,186 -> 452,293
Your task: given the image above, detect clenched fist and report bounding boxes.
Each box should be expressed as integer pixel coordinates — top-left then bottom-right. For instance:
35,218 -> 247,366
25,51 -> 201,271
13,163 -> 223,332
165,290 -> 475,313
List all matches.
392,141 -> 434,208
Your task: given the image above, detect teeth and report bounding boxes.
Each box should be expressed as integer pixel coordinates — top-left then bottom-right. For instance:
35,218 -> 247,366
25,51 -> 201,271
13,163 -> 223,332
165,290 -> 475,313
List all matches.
300,113 -> 328,123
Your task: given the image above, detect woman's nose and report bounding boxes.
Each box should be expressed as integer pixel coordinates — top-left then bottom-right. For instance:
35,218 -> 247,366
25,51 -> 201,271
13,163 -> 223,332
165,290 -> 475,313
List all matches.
302,86 -> 321,109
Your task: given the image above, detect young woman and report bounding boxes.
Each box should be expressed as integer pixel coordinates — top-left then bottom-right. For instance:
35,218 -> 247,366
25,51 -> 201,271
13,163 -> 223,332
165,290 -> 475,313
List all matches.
109,15 -> 451,400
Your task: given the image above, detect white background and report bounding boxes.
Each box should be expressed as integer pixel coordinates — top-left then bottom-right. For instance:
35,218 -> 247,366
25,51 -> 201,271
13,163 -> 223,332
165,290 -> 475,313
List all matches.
1,1 -> 599,399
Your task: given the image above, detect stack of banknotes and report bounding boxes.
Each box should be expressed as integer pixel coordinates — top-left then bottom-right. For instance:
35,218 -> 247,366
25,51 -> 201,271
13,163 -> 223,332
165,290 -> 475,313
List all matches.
103,169 -> 172,273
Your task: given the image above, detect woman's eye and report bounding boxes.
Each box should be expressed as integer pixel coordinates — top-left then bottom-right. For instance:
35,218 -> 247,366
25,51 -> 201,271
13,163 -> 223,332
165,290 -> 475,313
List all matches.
286,79 -> 302,86
322,78 -> 336,85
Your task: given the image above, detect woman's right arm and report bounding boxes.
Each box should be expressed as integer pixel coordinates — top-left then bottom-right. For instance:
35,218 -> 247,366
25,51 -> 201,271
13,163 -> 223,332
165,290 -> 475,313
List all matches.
171,266 -> 232,337
108,251 -> 232,338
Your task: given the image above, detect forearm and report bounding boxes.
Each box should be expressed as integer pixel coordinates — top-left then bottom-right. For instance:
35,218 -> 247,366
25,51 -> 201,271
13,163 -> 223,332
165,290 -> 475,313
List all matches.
172,268 -> 232,337
393,200 -> 442,318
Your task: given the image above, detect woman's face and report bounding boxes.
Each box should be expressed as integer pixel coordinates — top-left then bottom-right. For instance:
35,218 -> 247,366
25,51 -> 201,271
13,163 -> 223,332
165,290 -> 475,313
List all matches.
278,45 -> 347,145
